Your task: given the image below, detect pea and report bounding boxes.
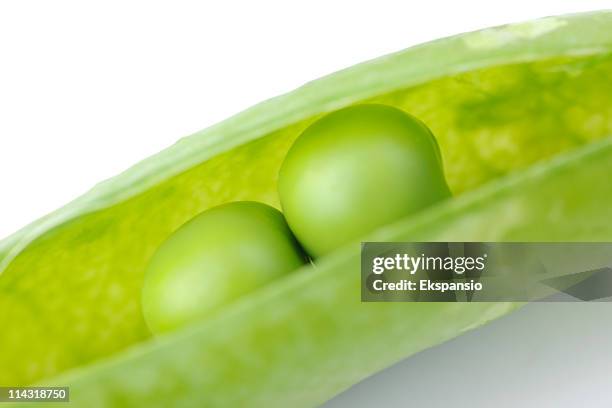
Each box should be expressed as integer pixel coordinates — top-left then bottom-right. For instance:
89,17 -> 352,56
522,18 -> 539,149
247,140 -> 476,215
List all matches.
278,104 -> 451,257
141,201 -> 306,334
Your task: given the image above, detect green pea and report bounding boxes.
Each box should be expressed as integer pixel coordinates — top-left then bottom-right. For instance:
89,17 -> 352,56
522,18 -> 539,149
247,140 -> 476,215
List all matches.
141,201 -> 306,334
278,104 -> 451,257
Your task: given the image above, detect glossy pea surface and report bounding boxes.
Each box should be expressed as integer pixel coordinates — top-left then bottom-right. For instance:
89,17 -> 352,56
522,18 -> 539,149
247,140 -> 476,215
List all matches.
278,104 -> 451,257
142,201 -> 306,334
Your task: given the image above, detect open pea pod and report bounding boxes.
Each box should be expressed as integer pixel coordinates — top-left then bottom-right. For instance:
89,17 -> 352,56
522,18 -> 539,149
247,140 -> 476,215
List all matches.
1,10 -> 612,407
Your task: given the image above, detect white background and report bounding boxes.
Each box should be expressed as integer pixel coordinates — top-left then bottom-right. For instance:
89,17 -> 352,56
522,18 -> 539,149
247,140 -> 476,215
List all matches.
0,0 -> 609,238
1,2 -> 611,407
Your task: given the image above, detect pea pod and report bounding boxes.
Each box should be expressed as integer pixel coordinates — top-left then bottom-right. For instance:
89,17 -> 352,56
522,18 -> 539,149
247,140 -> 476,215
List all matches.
1,11 -> 612,407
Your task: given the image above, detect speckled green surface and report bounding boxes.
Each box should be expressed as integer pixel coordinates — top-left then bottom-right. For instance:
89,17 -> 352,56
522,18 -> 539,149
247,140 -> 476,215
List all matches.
1,11 -> 611,407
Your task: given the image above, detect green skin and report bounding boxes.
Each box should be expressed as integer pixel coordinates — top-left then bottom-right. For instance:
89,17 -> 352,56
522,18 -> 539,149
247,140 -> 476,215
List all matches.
278,104 -> 451,258
1,13 -> 611,404
141,201 -> 306,334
